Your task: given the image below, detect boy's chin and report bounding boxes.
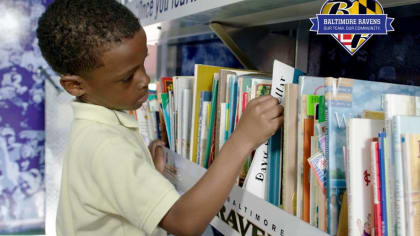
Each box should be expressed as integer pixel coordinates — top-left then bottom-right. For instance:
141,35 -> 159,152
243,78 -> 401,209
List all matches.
128,101 -> 145,110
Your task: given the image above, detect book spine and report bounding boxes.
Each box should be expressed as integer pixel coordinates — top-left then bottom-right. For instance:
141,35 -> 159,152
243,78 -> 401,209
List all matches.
379,132 -> 388,236
303,118 -> 315,223
181,89 -> 192,159
296,95 -> 304,220
325,100 -> 332,234
371,141 -> 383,236
168,91 -> 176,151
384,137 -> 393,235
400,135 -> 413,236
204,79 -> 219,168
346,121 -> 354,236
267,128 -> 282,206
391,116 -> 407,236
228,78 -> 237,136
218,103 -> 226,151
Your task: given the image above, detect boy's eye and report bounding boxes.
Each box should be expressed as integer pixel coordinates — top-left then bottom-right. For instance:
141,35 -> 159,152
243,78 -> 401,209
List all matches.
122,75 -> 133,83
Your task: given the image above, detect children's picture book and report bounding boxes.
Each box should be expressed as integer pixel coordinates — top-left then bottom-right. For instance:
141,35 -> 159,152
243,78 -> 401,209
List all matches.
346,118 -> 384,236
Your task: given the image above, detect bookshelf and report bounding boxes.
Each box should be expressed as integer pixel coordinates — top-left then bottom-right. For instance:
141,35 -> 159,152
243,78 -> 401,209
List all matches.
122,0 -> 420,235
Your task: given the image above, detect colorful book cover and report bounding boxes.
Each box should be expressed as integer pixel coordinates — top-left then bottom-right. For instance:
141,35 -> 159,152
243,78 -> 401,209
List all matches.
324,77 -> 420,235
346,118 -> 384,236
308,152 -> 327,193
190,65 -> 230,163
160,77 -> 173,93
401,133 -> 420,236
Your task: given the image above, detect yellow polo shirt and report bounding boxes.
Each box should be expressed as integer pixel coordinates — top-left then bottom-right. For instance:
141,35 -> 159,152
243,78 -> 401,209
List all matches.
57,101 -> 180,236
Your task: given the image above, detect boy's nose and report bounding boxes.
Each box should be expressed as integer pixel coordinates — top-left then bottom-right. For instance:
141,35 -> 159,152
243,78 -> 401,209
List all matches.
137,74 -> 150,89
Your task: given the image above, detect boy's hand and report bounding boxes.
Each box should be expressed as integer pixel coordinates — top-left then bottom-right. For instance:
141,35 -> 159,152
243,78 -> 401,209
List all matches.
148,140 -> 166,173
233,95 -> 284,151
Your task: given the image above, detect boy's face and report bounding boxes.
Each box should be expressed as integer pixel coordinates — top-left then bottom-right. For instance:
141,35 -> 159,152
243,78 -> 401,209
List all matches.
62,29 -> 150,110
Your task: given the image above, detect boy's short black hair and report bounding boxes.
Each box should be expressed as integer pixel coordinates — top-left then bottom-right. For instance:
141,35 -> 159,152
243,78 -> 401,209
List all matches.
37,0 -> 141,75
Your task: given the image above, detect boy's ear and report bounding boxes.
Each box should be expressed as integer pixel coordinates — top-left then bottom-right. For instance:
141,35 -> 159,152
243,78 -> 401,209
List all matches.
60,75 -> 87,97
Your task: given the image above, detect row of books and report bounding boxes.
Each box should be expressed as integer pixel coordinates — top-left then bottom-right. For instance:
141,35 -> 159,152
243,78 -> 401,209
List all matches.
133,61 -> 420,236
346,115 -> 420,236
295,77 -> 420,236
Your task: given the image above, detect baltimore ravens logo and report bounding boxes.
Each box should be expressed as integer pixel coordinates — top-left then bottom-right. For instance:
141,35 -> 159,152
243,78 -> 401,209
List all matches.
310,0 -> 394,55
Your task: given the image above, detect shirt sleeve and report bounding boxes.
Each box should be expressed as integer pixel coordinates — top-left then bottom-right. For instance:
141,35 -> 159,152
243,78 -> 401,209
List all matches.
90,137 -> 180,234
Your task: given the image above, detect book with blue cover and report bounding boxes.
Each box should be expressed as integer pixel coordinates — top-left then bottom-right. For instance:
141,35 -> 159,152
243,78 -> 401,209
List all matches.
324,77 -> 420,235
379,132 -> 388,236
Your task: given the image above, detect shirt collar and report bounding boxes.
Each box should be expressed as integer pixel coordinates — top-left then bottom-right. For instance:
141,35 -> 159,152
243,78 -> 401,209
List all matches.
72,101 -> 139,129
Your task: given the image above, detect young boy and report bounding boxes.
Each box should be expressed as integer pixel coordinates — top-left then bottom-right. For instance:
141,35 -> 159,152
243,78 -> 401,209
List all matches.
37,0 -> 284,235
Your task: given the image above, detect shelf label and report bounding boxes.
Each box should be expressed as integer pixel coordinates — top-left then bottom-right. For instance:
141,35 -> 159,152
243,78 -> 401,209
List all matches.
162,147 -> 328,236
120,0 -> 245,26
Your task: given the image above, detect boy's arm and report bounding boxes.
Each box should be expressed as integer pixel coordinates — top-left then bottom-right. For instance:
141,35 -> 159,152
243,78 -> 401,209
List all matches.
160,95 -> 284,236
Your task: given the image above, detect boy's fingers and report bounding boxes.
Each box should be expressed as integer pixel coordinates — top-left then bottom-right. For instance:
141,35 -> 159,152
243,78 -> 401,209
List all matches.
259,96 -> 280,110
270,116 -> 284,131
250,95 -> 272,105
149,140 -> 165,155
265,104 -> 284,119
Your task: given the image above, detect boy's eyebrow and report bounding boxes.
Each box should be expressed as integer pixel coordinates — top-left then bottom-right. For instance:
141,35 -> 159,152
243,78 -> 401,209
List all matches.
118,64 -> 140,79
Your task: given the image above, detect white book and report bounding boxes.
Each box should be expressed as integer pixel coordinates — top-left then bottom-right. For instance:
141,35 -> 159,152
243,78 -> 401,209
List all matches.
174,76 -> 194,155
384,94 -> 420,235
219,103 -> 227,151
197,101 -> 210,166
244,60 -> 298,201
181,88 -> 193,159
136,104 -> 152,146
347,118 -> 384,236
148,99 -> 160,141
243,141 -> 269,199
